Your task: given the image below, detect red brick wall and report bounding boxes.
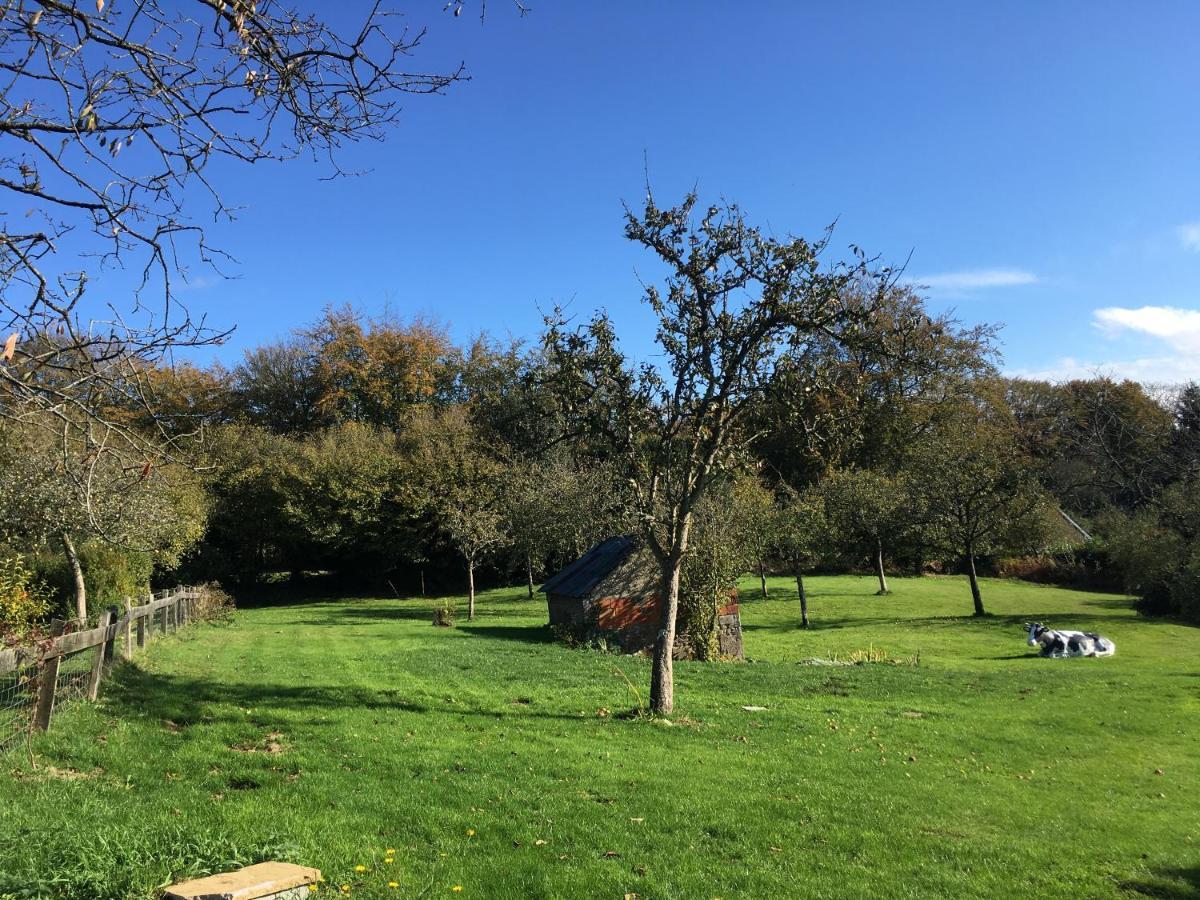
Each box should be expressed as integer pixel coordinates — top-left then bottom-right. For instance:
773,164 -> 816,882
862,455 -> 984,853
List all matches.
596,595 -> 661,630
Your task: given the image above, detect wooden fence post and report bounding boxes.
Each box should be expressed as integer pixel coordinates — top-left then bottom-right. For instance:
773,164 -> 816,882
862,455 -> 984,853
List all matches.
123,598 -> 132,658
103,605 -> 118,667
32,621 -> 67,732
159,601 -> 167,637
87,608 -> 115,701
136,606 -> 146,649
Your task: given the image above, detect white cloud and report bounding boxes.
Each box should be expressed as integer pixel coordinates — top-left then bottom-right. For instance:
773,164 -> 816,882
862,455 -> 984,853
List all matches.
1178,221 -> 1200,252
1012,305 -> 1200,385
912,268 -> 1038,293
1093,305 -> 1200,353
1010,355 -> 1200,384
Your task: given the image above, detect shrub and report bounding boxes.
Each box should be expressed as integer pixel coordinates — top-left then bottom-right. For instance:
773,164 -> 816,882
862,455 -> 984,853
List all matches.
0,554 -> 51,640
191,582 -> 236,623
432,599 -> 456,627
1102,495 -> 1200,625
28,544 -> 153,620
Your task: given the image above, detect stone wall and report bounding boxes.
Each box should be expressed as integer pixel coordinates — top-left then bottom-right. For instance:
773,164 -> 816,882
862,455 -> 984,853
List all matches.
546,594 -> 589,628
717,610 -> 744,659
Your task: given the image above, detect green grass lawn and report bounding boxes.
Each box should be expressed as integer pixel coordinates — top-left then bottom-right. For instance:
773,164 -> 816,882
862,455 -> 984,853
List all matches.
1,575 -> 1196,899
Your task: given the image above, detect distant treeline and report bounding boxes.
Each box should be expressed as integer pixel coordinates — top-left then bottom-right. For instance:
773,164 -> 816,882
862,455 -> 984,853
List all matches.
3,300 -> 1199,629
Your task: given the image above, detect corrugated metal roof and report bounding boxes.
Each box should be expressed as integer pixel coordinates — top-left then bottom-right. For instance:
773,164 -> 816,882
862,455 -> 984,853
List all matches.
539,535 -> 638,598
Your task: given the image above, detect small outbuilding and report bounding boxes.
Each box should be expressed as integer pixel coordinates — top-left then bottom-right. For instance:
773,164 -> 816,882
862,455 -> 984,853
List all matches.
540,535 -> 744,659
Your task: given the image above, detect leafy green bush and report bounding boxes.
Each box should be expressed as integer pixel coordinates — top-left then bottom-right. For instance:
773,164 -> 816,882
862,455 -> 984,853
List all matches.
0,553 -> 51,639
28,543 -> 153,620
1101,482 -> 1200,625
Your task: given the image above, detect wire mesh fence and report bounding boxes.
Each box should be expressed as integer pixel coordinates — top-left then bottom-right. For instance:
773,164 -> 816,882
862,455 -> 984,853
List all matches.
0,662 -> 37,753
54,648 -> 96,707
0,587 -> 202,754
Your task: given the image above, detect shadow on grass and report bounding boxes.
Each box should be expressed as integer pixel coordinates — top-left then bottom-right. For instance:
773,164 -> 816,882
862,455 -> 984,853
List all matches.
288,603 -> 438,627
286,605 -> 551,636
1120,865 -> 1200,899
102,659 -> 588,727
743,609 -> 1151,633
227,575 -> 525,609
458,622 -> 556,645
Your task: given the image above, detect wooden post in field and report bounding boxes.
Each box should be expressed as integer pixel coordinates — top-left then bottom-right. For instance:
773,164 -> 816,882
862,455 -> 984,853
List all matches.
87,608 -> 115,701
136,605 -> 146,649
159,600 -> 168,637
33,621 -> 67,732
123,598 -> 133,658
103,605 -> 118,666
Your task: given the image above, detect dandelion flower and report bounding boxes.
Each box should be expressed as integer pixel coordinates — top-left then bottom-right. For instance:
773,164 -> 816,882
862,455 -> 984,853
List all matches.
386,848 -> 396,854
354,865 -> 367,873
466,829 -> 475,837
340,886 -> 351,894
389,883 -> 399,889
384,857 -> 395,864
452,887 -> 463,893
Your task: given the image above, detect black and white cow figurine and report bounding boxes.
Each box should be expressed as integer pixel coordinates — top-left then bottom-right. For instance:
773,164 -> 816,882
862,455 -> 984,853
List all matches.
1024,622 -> 1116,658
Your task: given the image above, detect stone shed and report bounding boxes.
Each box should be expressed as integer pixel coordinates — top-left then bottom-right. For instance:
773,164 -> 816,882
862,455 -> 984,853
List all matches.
540,535 -> 744,659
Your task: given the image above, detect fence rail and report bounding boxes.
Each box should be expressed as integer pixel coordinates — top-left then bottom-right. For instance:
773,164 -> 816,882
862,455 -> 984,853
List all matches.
0,586 -> 200,752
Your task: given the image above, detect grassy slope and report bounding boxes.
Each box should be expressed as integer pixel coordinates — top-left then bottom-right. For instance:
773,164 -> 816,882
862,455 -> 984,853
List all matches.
0,575 -> 1196,899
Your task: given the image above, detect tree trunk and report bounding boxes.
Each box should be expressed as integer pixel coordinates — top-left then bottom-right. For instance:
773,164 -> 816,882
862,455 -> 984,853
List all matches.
467,558 -> 476,621
419,568 -> 426,597
874,540 -> 889,595
758,559 -> 769,598
62,531 -> 86,622
649,558 -> 683,715
966,551 -> 986,616
526,553 -> 535,601
795,564 -> 809,628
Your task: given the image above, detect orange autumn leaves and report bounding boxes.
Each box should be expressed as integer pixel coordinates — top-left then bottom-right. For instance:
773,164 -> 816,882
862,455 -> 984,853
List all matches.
302,307 -> 455,426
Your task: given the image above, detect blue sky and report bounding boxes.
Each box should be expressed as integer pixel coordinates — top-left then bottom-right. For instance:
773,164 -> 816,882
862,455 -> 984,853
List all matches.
173,1 -> 1200,383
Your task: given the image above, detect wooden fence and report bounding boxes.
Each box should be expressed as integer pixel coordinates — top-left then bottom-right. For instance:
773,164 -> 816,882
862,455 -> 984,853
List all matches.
0,586 -> 200,748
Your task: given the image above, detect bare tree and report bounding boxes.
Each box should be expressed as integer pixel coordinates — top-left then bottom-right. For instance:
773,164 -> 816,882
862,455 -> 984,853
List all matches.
545,192 -> 892,714
0,0 -> 470,550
